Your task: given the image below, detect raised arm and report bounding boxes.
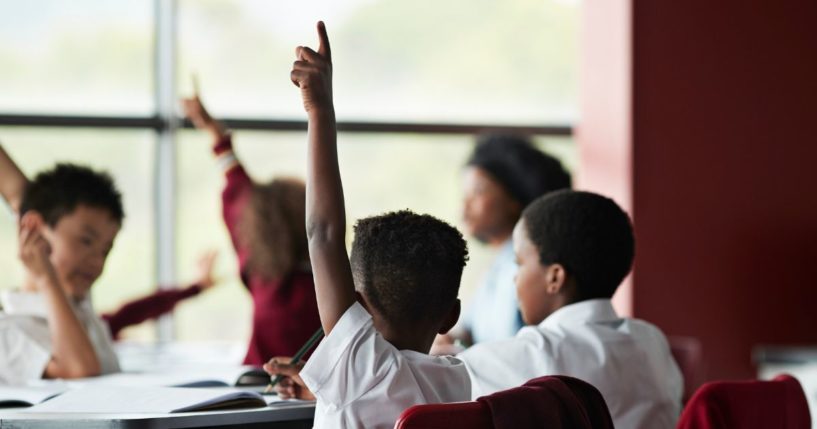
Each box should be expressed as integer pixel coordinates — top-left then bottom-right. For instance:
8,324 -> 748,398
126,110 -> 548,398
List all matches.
292,22 -> 356,334
0,142 -> 29,214
181,94 -> 253,270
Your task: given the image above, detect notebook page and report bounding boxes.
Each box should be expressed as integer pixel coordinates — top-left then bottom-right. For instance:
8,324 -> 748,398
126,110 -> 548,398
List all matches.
22,386 -> 265,413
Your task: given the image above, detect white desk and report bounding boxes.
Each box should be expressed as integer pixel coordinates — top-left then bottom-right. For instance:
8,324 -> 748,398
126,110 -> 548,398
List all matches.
0,402 -> 314,428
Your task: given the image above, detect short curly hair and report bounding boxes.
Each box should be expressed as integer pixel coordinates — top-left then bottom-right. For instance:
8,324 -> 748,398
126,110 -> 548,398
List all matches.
522,190 -> 634,300
20,163 -> 124,226
350,210 -> 469,328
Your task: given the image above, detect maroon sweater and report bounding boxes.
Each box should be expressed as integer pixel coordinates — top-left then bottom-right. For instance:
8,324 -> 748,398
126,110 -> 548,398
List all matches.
215,135 -> 321,366
101,284 -> 203,339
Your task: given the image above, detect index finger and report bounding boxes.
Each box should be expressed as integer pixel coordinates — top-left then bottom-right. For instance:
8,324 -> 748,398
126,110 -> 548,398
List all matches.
191,73 -> 201,97
317,21 -> 331,61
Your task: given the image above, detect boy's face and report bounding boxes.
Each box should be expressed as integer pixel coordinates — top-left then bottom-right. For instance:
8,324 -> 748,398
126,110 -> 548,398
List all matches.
512,219 -> 558,325
40,205 -> 120,300
462,167 -> 521,243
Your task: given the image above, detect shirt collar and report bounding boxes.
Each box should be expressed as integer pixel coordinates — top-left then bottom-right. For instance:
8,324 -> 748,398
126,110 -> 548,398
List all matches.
540,298 -> 619,330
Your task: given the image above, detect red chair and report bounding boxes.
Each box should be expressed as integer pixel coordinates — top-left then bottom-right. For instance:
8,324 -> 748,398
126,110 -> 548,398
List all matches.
394,401 -> 493,429
394,375 -> 613,429
677,374 -> 810,429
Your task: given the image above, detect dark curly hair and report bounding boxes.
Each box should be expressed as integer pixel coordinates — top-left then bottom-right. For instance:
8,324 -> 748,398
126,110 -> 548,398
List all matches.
20,163 -> 124,226
467,134 -> 571,206
238,177 -> 309,281
522,190 -> 634,301
350,210 -> 469,328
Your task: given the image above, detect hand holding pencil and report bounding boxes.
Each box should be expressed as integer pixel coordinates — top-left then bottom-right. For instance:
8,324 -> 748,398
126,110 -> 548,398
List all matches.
262,327 -> 323,399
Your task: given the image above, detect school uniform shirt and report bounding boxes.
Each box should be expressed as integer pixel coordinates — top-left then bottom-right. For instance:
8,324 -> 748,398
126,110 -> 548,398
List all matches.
461,240 -> 523,344
459,298 -> 683,429
300,302 -> 471,429
0,290 -> 120,385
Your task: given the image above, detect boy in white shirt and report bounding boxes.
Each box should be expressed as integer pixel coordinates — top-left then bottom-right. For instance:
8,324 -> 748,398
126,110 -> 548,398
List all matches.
0,162 -> 123,384
263,22 -> 471,429
458,190 -> 683,429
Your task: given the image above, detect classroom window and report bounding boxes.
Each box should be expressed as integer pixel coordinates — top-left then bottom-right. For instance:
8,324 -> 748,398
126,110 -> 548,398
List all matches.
0,0 -> 577,342
0,1 -> 153,115
178,0 -> 578,124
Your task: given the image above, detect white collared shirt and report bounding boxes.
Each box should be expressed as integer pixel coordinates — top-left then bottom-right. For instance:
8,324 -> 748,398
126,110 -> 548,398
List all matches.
301,302 -> 471,429
0,290 -> 120,385
461,240 -> 522,343
459,299 -> 683,429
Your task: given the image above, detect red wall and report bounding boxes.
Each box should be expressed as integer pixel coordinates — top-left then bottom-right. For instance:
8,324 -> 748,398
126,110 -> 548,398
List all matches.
580,1 -> 817,380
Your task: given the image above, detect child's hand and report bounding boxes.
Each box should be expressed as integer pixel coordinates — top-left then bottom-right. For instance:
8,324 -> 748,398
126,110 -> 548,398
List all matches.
195,250 -> 219,290
263,357 -> 315,400
291,21 -> 333,116
18,215 -> 55,282
181,93 -> 225,139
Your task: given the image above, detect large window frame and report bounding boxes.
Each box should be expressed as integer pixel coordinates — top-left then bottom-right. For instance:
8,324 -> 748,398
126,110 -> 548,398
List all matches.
0,0 -> 572,341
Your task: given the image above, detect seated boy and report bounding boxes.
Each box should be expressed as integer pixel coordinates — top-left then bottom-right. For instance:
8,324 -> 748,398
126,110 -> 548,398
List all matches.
0,163 -> 124,383
264,22 -> 471,428
0,146 -> 220,385
458,190 -> 683,429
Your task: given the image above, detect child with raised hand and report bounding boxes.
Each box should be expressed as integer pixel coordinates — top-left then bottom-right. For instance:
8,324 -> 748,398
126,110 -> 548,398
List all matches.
181,86 -> 321,365
458,190 -> 683,429
0,163 -> 124,383
264,22 -> 471,428
0,145 -> 222,383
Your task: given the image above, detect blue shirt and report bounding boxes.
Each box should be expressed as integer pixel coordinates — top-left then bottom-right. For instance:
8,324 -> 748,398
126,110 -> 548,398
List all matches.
462,240 -> 523,344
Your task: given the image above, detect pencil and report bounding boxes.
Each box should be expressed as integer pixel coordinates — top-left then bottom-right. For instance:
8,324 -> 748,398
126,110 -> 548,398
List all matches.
264,327 -> 324,393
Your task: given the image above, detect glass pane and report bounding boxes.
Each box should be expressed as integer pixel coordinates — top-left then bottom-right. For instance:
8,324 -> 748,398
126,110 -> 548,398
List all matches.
0,127 -> 156,340
178,0 -> 578,124
0,1 -> 153,115
175,129 -> 574,340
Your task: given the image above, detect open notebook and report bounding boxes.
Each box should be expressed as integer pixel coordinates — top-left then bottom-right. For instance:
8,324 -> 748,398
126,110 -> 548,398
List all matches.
0,385 -> 68,408
21,386 -> 267,413
64,366 -> 271,389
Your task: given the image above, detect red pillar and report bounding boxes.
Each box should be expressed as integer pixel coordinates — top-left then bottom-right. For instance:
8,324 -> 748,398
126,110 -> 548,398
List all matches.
579,0 -> 817,380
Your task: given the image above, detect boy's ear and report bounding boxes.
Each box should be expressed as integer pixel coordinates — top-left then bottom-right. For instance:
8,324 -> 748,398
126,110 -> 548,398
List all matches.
438,299 -> 461,335
544,263 -> 568,295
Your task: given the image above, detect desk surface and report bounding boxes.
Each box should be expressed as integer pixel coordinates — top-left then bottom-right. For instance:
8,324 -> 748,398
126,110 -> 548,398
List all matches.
0,402 -> 314,429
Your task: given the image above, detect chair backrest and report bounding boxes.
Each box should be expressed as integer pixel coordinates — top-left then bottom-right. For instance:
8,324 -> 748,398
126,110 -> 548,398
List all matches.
677,374 -> 811,429
669,335 -> 704,403
394,401 -> 493,429
394,375 -> 614,429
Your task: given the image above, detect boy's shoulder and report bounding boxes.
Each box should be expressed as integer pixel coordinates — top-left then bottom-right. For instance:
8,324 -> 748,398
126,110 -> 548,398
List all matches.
302,302 -> 470,408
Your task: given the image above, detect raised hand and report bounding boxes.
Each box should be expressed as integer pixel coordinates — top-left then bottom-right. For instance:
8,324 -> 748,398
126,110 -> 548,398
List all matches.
291,21 -> 333,116
194,249 -> 219,290
180,80 -> 225,139
18,214 -> 56,283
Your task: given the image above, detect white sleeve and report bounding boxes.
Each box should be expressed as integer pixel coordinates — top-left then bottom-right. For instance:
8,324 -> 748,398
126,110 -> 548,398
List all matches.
300,302 -> 397,408
458,328 -> 553,399
0,319 -> 52,385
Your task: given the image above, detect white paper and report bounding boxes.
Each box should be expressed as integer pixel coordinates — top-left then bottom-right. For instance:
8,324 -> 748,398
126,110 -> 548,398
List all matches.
0,384 -> 68,407
22,386 -> 265,414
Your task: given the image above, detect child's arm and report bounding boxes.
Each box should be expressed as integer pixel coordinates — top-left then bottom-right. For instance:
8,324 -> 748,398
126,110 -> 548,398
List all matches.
101,250 -> 219,339
19,214 -> 101,378
181,95 -> 254,275
293,22 -> 356,334
0,142 -> 29,214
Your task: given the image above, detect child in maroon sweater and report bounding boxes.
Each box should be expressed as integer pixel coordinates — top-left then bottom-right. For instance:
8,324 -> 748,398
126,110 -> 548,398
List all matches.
182,95 -> 321,365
